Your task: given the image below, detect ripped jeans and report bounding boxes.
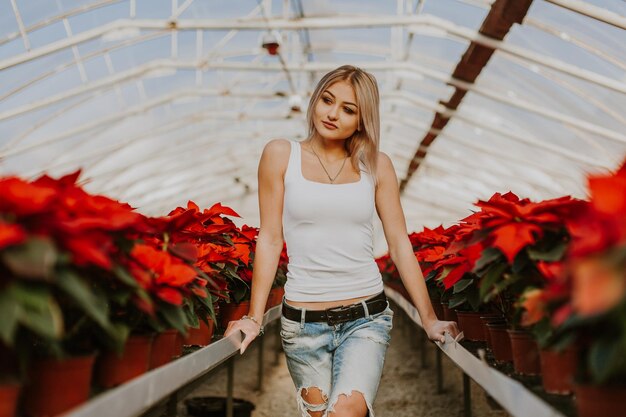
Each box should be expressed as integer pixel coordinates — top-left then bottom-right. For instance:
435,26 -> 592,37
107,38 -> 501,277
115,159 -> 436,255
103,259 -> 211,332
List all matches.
280,296 -> 393,417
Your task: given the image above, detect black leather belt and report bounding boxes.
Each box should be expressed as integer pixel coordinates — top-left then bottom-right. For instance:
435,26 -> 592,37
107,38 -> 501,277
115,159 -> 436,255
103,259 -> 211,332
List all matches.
282,291 -> 388,326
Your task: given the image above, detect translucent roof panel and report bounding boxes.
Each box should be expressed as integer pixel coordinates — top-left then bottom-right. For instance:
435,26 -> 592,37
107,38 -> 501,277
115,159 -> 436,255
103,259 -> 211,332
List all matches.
1,0 -> 624,251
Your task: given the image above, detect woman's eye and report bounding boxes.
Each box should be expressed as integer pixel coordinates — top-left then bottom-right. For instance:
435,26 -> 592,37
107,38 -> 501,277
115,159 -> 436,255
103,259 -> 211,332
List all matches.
322,97 -> 332,104
344,107 -> 354,114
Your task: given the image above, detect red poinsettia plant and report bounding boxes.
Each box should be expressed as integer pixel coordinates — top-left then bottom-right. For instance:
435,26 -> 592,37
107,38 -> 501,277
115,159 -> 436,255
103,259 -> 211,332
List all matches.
469,191 -> 584,323
157,201 -> 260,306
410,226 -> 454,302
227,223 -> 259,304
376,253 -> 398,282
275,242 -> 289,289
376,225 -> 454,302
429,214 -> 485,312
520,160 -> 626,385
431,191 -> 585,318
143,201 -> 250,331
0,171 -> 149,365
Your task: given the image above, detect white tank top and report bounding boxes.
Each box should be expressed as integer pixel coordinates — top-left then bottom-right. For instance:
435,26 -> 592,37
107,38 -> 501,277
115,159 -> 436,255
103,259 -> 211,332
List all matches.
282,140 -> 384,302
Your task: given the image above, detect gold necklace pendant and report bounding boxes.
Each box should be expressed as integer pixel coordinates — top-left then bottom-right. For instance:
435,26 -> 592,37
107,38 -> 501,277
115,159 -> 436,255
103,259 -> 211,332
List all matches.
311,142 -> 348,183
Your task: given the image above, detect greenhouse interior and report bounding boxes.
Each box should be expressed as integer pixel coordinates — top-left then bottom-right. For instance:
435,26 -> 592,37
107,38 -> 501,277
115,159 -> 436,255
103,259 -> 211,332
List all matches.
1,0 -> 625,416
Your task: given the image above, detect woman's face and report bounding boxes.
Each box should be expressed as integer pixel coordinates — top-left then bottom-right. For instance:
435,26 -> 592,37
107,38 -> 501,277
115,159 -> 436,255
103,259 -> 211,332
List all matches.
313,80 -> 359,141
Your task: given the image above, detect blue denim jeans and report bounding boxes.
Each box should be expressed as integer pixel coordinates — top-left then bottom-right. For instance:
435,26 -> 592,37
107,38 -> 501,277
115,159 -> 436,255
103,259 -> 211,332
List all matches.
280,294 -> 394,417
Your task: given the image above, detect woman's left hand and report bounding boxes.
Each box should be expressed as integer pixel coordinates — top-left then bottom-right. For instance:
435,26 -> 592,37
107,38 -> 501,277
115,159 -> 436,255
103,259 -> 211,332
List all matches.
424,320 -> 461,343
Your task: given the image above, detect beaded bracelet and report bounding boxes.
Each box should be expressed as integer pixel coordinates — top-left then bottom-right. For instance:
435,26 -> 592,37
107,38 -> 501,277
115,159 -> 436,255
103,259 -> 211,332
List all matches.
241,315 -> 264,335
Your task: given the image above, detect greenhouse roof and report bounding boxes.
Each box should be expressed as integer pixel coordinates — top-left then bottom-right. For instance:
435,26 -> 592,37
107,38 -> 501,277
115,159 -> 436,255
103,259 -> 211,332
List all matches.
1,0 -> 625,253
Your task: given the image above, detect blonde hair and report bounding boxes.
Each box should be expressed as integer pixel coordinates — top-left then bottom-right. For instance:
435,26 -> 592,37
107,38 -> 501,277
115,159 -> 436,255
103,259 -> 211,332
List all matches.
306,65 -> 380,185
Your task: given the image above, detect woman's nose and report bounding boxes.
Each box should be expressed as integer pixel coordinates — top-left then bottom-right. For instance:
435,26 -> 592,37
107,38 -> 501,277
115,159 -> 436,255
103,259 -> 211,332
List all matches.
327,105 -> 339,120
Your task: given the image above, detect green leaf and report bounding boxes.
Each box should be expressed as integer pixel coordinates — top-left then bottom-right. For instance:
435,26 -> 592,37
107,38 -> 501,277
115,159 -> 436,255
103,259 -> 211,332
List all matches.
56,270 -> 111,331
453,278 -> 474,294
159,303 -> 188,333
0,291 -> 20,345
195,268 -> 222,291
479,263 -> 509,301
466,287 -> 482,312
473,247 -> 502,273
12,285 -> 63,339
2,237 -> 58,280
112,264 -> 139,287
589,338 -> 623,384
512,252 -> 530,274
195,290 -> 213,309
185,307 -> 199,328
109,323 -> 130,352
448,293 -> 467,310
424,269 -> 438,283
11,283 -> 54,310
492,273 -> 523,295
528,241 -> 567,262
438,266 -> 452,283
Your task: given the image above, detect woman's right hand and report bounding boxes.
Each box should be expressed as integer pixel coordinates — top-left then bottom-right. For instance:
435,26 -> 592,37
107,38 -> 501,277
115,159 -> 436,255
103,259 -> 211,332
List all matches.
223,317 -> 262,354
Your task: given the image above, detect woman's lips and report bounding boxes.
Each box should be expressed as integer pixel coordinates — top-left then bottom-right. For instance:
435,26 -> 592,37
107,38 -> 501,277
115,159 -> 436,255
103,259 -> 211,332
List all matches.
322,121 -> 337,129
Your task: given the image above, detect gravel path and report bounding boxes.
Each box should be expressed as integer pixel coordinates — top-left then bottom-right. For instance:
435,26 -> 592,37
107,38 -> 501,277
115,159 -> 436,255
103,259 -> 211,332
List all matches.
182,308 -> 512,417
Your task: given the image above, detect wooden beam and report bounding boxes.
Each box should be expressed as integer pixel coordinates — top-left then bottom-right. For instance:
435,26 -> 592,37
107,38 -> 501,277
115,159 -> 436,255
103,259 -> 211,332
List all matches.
399,0 -> 534,193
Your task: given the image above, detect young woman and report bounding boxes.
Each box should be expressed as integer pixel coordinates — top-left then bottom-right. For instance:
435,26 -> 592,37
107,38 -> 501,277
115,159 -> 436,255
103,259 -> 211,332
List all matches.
225,65 -> 460,417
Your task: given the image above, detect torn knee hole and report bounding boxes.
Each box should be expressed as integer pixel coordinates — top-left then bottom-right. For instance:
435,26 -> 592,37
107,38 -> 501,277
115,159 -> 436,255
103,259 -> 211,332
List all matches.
298,386 -> 328,412
327,390 -> 372,416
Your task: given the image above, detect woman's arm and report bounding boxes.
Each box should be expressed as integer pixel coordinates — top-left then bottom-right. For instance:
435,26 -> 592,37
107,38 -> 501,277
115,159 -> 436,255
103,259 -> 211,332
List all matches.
224,138 -> 289,353
374,152 -> 460,343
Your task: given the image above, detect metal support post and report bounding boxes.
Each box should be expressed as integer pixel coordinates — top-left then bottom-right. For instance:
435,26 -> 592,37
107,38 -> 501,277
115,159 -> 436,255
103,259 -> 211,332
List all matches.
165,390 -> 177,416
257,332 -> 265,391
410,325 -> 417,349
226,357 -> 235,417
463,372 -> 471,417
402,310 -> 410,337
436,348 -> 443,393
275,321 -> 282,365
420,330 -> 428,369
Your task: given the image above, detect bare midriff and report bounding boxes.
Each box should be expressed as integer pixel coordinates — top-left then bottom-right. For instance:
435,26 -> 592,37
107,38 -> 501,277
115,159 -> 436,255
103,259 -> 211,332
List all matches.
285,293 -> 379,311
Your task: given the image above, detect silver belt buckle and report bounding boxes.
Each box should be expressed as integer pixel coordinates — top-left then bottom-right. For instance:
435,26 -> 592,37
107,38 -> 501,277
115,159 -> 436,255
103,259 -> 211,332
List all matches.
325,305 -> 354,326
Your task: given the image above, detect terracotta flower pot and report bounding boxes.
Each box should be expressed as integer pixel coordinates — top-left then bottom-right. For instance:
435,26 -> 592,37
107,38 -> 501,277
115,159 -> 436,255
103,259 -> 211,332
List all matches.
184,319 -> 215,346
507,329 -> 541,375
540,346 -> 578,394
23,354 -> 96,417
174,332 -> 184,357
95,333 -> 153,388
455,311 -> 485,341
479,314 -> 504,349
486,322 -> 512,363
149,329 -> 178,369
574,383 -> 626,417
220,301 -> 251,330
0,383 -> 20,417
441,303 -> 458,322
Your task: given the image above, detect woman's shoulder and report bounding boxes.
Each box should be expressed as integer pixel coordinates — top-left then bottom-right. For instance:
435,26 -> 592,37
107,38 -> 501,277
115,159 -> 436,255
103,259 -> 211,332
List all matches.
260,138 -> 293,175
262,138 -> 292,156
372,151 -> 396,188
376,151 -> 395,174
